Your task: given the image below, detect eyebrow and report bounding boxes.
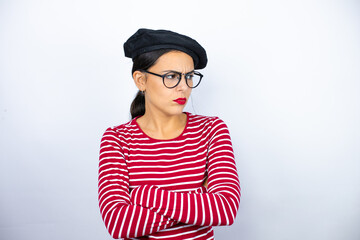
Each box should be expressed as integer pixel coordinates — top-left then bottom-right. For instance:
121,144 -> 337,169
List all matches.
161,70 -> 195,74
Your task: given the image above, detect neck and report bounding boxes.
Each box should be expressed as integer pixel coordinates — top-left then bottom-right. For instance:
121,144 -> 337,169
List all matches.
137,109 -> 187,140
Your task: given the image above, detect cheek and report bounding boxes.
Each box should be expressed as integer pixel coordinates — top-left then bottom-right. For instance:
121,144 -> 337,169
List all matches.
147,82 -> 170,100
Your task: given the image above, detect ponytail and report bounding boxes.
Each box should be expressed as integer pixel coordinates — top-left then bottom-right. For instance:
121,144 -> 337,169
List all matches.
130,90 -> 145,119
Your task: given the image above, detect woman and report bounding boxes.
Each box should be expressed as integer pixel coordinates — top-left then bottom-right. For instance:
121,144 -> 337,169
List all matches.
98,28 -> 240,239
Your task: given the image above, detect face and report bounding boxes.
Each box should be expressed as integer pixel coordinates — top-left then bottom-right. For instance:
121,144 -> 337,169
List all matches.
136,51 -> 194,117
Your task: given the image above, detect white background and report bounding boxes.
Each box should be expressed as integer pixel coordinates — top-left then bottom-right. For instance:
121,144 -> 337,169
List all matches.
0,0 -> 359,239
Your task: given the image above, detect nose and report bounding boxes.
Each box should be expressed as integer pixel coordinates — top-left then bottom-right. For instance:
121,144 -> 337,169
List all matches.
176,73 -> 188,90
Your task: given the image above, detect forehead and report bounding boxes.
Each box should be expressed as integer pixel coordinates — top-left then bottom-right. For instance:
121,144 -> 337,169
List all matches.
151,51 -> 194,72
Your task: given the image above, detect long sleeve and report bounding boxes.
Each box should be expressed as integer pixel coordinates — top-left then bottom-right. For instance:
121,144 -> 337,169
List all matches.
98,128 -> 177,239
130,118 -> 241,226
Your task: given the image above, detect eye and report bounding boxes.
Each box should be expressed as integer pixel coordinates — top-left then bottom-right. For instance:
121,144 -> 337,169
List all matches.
165,72 -> 180,80
186,74 -> 194,80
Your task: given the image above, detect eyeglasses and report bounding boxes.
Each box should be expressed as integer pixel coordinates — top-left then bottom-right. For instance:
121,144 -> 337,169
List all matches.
142,70 -> 203,89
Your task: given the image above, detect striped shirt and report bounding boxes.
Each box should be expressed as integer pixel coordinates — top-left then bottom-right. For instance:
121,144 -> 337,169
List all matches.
98,112 -> 241,239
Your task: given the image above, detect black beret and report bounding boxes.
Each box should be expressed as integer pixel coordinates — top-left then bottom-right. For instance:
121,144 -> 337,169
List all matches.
124,28 -> 207,69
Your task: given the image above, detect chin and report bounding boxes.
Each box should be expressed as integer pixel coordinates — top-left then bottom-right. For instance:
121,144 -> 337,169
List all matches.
164,106 -> 186,116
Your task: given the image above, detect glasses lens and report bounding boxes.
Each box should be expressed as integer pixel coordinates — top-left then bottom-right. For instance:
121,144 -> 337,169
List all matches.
163,72 -> 181,88
186,72 -> 202,88
162,71 -> 202,88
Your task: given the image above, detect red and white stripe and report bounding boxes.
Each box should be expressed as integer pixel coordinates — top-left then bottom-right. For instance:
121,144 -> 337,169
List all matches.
98,113 -> 240,239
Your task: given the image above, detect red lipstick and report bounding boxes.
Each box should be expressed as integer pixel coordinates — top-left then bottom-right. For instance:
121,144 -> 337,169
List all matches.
173,98 -> 187,105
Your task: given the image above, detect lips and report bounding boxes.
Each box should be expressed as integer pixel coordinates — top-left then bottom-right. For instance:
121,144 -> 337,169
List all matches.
173,98 -> 187,105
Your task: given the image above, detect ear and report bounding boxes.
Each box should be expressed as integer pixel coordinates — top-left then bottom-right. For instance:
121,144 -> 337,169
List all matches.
132,70 -> 146,92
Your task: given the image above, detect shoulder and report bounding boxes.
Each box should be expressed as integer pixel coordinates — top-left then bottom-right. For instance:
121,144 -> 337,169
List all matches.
102,118 -> 138,138
187,112 -> 228,129
186,112 -> 230,140
188,114 -> 233,144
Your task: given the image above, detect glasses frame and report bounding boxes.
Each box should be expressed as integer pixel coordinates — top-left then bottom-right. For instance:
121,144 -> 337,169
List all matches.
142,70 -> 203,89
